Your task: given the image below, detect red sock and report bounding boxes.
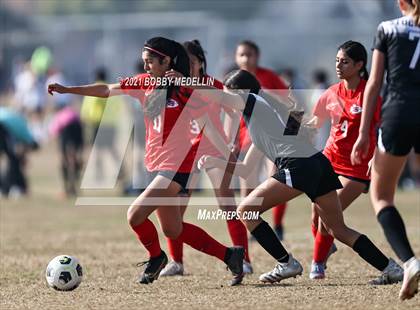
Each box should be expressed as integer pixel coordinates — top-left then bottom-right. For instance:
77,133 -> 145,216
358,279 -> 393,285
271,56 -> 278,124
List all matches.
311,223 -> 318,239
272,203 -> 287,227
166,237 -> 183,263
178,222 -> 227,262
313,232 -> 335,263
131,219 -> 161,258
227,219 -> 250,262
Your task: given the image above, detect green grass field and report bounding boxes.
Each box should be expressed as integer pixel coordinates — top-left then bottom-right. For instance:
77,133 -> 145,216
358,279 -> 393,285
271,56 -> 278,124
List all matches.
1,144 -> 419,309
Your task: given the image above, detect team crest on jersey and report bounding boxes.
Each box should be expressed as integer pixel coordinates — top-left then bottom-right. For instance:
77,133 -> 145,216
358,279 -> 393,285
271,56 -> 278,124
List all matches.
166,99 -> 179,108
350,104 -> 362,114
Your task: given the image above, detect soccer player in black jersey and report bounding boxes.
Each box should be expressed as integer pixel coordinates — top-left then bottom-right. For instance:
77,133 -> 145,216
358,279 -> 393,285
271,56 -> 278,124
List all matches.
199,69 -> 401,287
352,0 -> 420,301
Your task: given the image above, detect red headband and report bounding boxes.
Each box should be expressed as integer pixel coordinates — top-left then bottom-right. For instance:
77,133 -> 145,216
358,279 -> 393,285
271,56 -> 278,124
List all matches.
144,46 -> 169,58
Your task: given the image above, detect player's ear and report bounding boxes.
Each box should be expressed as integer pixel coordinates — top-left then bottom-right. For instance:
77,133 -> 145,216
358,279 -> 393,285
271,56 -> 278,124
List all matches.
355,60 -> 364,72
162,56 -> 171,67
398,0 -> 407,12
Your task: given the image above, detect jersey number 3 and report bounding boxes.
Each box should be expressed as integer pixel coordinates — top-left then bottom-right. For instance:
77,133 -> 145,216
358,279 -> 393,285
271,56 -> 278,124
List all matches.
409,31 -> 420,69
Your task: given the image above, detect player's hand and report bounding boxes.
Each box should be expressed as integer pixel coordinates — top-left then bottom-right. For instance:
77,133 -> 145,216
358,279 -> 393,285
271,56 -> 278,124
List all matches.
351,133 -> 370,165
48,83 -> 68,96
165,69 -> 183,79
198,155 -> 216,170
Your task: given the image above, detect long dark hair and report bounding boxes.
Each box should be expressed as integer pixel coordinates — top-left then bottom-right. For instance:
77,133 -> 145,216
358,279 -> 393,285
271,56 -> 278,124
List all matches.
184,40 -> 207,76
223,69 -> 290,118
142,37 -> 190,118
338,40 -> 369,80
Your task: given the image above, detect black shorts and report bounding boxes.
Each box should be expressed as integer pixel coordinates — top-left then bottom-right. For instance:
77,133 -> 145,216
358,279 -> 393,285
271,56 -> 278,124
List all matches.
378,123 -> 420,156
59,121 -> 84,154
338,174 -> 370,193
272,152 -> 343,202
145,170 -> 190,195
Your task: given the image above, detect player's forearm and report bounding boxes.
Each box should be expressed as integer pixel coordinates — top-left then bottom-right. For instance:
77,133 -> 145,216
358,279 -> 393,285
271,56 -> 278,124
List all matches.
204,126 -> 231,160
224,111 -> 240,144
359,80 -> 381,135
66,84 -> 111,98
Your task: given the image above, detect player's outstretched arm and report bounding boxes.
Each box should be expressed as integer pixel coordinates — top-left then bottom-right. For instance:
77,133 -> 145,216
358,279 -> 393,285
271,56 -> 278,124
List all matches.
198,144 -> 263,178
48,83 -> 124,98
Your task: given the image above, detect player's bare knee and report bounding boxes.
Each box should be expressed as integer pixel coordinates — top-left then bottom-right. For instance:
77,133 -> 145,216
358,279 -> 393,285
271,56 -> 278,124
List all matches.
162,226 -> 182,239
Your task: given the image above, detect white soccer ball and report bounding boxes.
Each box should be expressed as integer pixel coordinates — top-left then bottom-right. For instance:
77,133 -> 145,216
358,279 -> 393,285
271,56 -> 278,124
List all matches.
45,255 -> 83,291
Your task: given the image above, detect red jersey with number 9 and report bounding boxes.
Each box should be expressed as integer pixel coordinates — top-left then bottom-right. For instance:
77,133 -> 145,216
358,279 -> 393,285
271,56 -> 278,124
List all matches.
120,73 -> 206,173
313,79 -> 381,180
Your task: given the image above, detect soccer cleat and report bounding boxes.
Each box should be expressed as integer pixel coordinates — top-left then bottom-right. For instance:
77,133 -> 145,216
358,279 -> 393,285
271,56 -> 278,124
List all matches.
225,246 -> 245,276
399,257 -> 420,301
159,261 -> 184,277
259,254 -> 303,283
309,261 -> 325,280
230,273 -> 244,286
137,251 -> 168,284
369,258 -> 403,285
243,260 -> 253,274
274,225 -> 284,241
225,247 -> 245,286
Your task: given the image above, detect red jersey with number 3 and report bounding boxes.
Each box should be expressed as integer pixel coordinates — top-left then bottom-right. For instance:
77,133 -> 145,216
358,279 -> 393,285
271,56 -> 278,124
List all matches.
120,73 -> 205,173
190,76 -> 228,158
238,67 -> 288,151
313,79 -> 381,180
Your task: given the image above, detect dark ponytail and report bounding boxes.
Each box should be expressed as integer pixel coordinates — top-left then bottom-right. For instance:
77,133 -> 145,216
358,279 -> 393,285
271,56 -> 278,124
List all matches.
223,69 -> 290,117
338,40 -> 369,80
184,40 -> 207,76
142,37 -> 190,118
224,69 -> 315,141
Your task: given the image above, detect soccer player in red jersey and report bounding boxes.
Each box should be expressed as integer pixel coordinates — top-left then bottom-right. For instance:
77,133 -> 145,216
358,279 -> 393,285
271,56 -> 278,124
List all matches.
232,40 -> 290,240
308,41 -> 403,283
160,40 -> 251,282
48,37 -> 244,285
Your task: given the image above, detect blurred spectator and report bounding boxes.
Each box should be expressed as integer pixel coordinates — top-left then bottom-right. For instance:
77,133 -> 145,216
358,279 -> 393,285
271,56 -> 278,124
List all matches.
124,61 -> 147,195
279,67 -> 308,89
0,107 -> 38,198
80,68 -> 122,182
49,102 -> 84,197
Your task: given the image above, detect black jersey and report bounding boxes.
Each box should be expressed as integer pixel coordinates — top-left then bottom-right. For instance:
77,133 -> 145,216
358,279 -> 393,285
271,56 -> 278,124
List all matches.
373,16 -> 420,124
242,94 -> 317,162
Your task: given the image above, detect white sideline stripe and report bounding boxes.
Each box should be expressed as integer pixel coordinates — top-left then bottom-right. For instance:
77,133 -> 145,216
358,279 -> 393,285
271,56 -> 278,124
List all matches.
75,196 -> 264,206
284,168 -> 293,188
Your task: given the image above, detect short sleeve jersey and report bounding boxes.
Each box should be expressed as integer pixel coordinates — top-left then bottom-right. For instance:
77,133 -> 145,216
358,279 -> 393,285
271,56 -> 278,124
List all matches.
243,94 -> 317,163
238,67 -> 288,151
373,16 -> 420,124
313,80 -> 381,180
120,73 -> 206,173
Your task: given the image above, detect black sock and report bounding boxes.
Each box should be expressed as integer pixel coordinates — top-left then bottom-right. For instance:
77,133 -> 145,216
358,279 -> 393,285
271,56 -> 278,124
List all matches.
352,235 -> 389,271
377,206 -> 415,263
251,221 -> 289,263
